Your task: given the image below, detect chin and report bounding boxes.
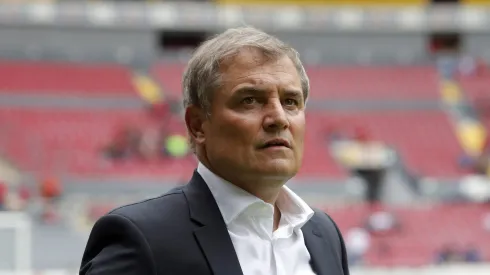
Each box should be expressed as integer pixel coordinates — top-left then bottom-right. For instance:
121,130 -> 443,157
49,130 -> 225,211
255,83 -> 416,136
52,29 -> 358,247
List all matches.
257,159 -> 298,178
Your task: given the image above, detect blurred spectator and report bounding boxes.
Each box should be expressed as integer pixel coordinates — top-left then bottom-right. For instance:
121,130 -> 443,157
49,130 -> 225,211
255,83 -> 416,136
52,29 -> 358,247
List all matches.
330,126 -> 393,203
39,176 -> 62,224
435,243 -> 482,264
437,55 -> 458,80
459,172 -> 490,203
148,101 -> 171,121
16,184 -> 31,210
148,97 -> 182,121
435,244 -> 462,264
40,176 -> 62,200
103,119 -> 191,162
462,244 -> 482,263
458,56 -> 488,77
139,128 -> 161,160
163,134 -> 190,158
354,143 -> 388,202
103,125 -> 142,160
365,207 -> 401,236
459,137 -> 490,203
2,183 -> 31,212
0,180 -> 7,211
345,227 -> 370,266
458,56 -> 477,76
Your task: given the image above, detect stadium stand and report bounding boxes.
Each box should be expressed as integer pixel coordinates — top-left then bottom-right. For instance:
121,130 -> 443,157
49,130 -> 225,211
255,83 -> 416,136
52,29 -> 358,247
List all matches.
0,61 -> 466,181
1,109 -> 464,180
306,66 -> 440,100
0,108 -> 192,179
152,64 -> 441,101
458,73 -> 490,122
0,60 -> 137,97
308,110 -> 465,178
326,203 -> 490,266
3,2 -> 490,273
151,63 -> 186,99
458,74 -> 490,104
0,108 -> 344,180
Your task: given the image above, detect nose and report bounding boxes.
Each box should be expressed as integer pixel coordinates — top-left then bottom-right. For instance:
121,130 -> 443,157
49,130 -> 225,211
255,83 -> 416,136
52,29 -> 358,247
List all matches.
262,99 -> 289,132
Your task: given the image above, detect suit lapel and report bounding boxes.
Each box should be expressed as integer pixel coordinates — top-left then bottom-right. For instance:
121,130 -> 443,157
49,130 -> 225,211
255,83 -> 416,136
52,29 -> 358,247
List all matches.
303,218 -> 343,275
194,225 -> 243,275
183,171 -> 243,275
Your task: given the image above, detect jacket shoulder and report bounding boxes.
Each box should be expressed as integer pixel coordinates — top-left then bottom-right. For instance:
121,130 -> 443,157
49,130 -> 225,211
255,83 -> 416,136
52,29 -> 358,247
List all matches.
310,208 -> 344,248
310,208 -> 350,274
109,186 -> 188,227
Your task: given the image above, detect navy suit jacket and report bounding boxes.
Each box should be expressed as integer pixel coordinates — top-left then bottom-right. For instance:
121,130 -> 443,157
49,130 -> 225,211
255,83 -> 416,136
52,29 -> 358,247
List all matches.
80,171 -> 350,275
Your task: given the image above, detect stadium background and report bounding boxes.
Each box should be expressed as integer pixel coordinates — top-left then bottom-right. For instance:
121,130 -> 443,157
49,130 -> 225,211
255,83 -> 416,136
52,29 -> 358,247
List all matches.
1,0 -> 490,274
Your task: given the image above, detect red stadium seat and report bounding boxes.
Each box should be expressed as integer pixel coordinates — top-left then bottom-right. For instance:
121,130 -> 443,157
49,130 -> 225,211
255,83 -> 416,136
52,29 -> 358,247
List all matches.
151,63 -> 186,99
0,60 -> 137,97
307,66 -> 440,100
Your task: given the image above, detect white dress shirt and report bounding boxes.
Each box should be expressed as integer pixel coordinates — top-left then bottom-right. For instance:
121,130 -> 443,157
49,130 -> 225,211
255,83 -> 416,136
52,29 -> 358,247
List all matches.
197,163 -> 316,275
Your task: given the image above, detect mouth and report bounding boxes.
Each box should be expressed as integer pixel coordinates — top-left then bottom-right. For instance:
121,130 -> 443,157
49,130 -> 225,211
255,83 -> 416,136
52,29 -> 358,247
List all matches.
259,139 -> 291,149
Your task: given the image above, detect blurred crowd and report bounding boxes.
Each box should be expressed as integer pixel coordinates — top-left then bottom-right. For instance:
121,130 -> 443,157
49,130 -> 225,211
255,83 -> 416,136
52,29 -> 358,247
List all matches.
0,99 -> 190,226
327,124 -> 394,203
435,244 -> 483,264
0,176 -> 62,224
459,136 -> 490,203
102,99 -> 190,162
437,55 -> 488,81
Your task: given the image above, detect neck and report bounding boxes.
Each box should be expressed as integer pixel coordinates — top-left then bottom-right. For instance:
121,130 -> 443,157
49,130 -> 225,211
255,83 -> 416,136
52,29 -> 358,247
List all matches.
217,168 -> 285,204
239,180 -> 283,204
198,155 -> 286,205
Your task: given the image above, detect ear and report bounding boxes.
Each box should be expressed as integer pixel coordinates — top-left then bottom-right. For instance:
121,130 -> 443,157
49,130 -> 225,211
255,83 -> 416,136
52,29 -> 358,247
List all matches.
185,105 -> 207,146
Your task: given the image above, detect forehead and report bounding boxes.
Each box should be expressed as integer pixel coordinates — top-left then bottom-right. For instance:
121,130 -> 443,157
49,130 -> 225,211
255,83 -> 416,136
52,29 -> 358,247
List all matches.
219,48 -> 301,90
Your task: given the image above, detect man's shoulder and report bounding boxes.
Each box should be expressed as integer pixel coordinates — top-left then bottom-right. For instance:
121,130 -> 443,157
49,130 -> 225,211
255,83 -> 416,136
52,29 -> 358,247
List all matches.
310,208 -> 337,225
108,186 -> 188,227
309,208 -> 343,239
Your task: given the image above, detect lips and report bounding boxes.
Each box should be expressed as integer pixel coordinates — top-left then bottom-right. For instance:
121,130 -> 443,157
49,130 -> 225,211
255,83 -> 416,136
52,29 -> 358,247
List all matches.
260,138 -> 291,149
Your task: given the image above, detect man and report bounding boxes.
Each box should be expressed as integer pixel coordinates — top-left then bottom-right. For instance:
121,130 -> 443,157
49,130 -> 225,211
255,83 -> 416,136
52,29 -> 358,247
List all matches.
80,27 -> 349,275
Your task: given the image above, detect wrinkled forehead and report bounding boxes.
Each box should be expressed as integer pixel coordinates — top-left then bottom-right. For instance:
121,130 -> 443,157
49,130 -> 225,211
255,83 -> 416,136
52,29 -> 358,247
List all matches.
219,47 -> 282,74
219,48 -> 300,89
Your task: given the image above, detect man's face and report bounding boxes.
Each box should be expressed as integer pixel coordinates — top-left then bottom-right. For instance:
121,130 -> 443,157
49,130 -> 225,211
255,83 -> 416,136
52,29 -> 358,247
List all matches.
199,49 -> 306,183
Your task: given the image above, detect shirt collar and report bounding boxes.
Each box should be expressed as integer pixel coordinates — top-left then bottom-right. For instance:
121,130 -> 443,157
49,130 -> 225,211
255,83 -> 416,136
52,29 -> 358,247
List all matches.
277,185 -> 315,230
197,162 -> 314,230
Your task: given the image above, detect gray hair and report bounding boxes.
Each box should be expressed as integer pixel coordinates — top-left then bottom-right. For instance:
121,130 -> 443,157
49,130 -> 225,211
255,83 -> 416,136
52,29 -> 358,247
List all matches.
182,27 -> 310,113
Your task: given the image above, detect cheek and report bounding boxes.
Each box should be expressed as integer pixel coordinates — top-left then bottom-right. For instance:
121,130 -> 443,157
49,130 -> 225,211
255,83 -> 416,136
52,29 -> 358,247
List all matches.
211,117 -> 255,147
291,116 -> 306,144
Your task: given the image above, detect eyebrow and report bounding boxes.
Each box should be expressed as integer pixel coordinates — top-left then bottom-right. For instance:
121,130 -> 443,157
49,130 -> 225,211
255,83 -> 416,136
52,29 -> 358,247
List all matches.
234,87 -> 303,98
283,89 -> 304,98
234,87 -> 268,96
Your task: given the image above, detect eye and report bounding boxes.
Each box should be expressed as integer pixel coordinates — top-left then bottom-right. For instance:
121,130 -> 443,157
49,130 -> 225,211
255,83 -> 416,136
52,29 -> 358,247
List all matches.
241,97 -> 256,105
284,98 -> 298,106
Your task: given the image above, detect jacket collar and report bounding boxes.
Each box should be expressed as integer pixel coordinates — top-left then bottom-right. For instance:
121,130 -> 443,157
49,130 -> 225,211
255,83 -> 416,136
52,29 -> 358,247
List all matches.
183,171 -> 244,275
182,170 -> 337,275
